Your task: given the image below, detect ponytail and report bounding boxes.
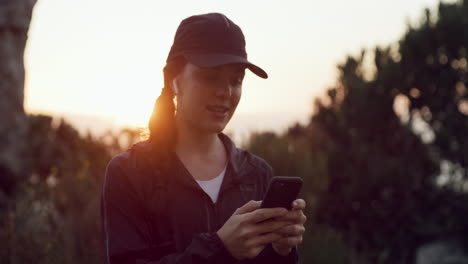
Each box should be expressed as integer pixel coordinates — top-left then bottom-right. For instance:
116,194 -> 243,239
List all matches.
147,57 -> 186,159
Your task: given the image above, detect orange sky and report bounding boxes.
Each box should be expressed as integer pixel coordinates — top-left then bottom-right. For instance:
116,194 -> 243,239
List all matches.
24,0 -> 448,140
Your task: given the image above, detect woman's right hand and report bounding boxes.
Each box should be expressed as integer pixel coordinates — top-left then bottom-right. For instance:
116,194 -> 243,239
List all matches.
216,200 -> 289,260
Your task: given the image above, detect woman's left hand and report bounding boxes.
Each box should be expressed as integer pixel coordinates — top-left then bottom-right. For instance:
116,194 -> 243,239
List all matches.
271,199 -> 307,256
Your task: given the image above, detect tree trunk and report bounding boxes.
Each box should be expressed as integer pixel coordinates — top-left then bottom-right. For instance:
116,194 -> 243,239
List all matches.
0,1 -> 37,263
0,0 -> 37,196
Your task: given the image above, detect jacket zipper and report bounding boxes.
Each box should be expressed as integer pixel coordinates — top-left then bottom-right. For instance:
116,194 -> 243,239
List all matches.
205,198 -> 212,233
203,168 -> 235,234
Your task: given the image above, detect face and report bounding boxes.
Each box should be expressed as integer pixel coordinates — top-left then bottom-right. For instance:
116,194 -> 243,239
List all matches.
173,62 -> 245,134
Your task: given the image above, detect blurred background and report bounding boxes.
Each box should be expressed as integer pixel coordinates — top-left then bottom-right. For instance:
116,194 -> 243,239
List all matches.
1,0 -> 468,263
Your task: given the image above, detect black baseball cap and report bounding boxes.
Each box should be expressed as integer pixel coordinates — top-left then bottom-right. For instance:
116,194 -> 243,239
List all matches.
166,13 -> 268,79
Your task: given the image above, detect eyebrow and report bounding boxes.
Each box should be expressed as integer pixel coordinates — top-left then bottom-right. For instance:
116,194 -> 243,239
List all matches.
195,67 -> 217,74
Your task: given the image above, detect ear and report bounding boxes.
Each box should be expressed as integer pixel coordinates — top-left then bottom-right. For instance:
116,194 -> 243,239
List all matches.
172,78 -> 179,95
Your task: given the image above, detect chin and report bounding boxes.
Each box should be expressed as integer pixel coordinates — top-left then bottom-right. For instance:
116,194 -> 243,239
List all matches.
192,113 -> 233,134
206,123 -> 227,134
200,118 -> 229,134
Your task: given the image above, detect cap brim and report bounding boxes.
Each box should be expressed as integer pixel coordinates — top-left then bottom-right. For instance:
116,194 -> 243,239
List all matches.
184,53 -> 268,79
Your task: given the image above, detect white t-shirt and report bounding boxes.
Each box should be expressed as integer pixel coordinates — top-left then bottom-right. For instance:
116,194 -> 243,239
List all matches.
195,165 -> 227,203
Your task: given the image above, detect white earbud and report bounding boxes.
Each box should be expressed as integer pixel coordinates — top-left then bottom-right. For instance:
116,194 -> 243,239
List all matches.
172,79 -> 179,95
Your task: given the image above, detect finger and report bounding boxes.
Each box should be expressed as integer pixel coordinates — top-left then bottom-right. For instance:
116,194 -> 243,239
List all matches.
291,199 -> 306,210
235,200 -> 261,215
239,220 -> 289,239
245,208 -> 288,223
274,210 -> 304,223
301,212 -> 307,224
253,220 -> 290,235
244,246 -> 266,260
274,224 -> 305,236
247,232 -> 283,247
281,210 -> 307,224
276,235 -> 304,247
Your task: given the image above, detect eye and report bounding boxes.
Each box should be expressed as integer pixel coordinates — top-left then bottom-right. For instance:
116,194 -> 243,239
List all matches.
197,70 -> 220,83
203,74 -> 219,81
230,75 -> 244,87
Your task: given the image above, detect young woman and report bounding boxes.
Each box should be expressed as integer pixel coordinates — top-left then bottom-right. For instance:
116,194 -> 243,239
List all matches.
101,13 -> 306,264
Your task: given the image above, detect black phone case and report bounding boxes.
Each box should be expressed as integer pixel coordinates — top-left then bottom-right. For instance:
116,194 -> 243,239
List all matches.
260,176 -> 303,210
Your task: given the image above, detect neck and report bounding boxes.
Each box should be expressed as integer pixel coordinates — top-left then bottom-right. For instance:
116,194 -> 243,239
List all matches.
174,116 -> 223,157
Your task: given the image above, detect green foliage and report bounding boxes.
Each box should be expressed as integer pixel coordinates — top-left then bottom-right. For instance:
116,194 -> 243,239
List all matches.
0,114 -> 142,264
244,1 -> 468,263
396,0 -> 468,187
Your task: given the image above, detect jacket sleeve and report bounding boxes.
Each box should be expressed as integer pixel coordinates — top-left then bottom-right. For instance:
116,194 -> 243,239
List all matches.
253,162 -> 299,264
101,155 -> 237,264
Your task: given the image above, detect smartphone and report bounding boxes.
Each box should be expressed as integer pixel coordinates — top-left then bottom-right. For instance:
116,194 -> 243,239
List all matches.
260,176 -> 303,210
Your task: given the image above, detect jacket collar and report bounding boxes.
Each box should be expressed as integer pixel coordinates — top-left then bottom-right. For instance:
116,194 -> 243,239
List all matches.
217,133 -> 241,176
130,133 -> 250,191
171,132 -> 247,192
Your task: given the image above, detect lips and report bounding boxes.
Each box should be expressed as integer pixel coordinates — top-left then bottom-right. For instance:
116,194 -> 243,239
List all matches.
206,105 -> 230,117
206,105 -> 229,112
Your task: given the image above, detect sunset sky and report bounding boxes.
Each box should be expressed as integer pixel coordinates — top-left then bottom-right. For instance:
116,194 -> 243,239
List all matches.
24,0 -> 450,141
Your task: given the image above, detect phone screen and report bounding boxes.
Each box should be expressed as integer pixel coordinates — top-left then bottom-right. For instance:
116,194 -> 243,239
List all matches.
260,176 -> 303,210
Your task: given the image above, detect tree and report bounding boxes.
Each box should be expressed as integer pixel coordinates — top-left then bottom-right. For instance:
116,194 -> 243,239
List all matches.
312,50 -> 439,264
0,0 -> 37,196
396,0 -> 468,188
0,1 -> 37,262
312,1 -> 468,262
245,2 -> 468,263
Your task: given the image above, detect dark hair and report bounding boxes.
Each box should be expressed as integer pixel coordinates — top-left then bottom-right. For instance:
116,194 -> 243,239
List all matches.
147,57 -> 186,158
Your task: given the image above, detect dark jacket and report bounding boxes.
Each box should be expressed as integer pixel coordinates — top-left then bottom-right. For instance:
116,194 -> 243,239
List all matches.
101,133 -> 299,264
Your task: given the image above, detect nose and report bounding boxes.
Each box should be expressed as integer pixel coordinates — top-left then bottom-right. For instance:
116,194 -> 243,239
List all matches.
215,81 -> 232,98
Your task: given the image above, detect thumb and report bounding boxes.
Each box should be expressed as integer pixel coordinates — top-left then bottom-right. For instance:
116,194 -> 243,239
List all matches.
234,200 -> 261,215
